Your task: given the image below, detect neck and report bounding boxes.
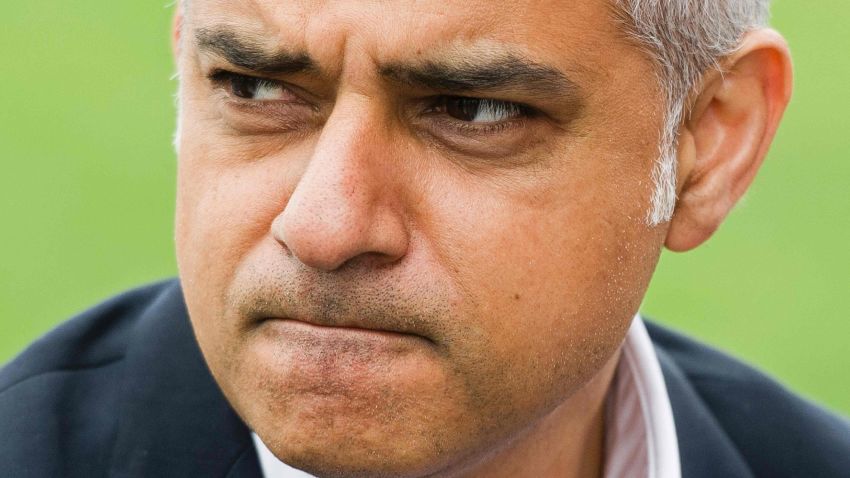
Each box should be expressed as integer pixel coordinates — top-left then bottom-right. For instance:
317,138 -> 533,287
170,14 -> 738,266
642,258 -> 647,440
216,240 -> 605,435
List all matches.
449,349 -> 621,478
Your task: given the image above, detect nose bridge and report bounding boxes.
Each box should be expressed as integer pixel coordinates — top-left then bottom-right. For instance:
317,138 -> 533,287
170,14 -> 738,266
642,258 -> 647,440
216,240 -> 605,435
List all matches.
299,98 -> 378,221
273,95 -> 408,270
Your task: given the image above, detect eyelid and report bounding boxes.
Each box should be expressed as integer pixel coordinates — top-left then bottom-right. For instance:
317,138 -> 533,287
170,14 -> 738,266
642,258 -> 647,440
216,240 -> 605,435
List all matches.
208,69 -> 269,82
203,69 -> 323,136
208,69 -> 284,91
207,69 -> 319,112
431,114 -> 529,136
423,96 -> 538,135
432,96 -> 536,117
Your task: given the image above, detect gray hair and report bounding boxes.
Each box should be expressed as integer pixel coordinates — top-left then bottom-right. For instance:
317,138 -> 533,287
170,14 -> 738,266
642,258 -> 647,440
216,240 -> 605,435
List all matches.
612,0 -> 771,224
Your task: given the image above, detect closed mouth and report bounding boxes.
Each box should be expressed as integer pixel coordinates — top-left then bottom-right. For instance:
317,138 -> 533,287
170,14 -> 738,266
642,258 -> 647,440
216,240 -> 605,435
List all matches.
259,317 -> 437,346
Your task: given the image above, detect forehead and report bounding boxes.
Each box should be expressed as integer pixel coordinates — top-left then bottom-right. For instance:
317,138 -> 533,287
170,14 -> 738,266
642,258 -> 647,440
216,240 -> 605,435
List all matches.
185,0 -> 631,81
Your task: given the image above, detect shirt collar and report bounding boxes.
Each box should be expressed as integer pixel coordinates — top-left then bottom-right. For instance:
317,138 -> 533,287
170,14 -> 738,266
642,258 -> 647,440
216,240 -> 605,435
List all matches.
253,315 -> 681,478
604,315 -> 681,478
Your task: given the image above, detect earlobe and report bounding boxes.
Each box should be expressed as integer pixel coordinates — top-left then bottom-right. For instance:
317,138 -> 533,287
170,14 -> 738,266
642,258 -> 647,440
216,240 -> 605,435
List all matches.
665,29 -> 793,252
664,129 -> 707,252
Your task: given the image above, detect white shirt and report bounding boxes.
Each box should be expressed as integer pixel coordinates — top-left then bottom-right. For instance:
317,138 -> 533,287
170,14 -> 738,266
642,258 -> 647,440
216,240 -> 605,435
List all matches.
603,315 -> 680,478
253,315 -> 681,478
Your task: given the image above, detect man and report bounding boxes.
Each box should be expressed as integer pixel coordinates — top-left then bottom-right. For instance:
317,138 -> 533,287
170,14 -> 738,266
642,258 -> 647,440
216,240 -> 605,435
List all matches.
1,0 -> 848,476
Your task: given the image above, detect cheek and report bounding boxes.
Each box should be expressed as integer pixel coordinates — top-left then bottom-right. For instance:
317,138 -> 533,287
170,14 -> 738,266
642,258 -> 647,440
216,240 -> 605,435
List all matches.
174,138 -> 308,338
434,170 -> 656,326
177,167 -> 269,285
423,151 -> 662,414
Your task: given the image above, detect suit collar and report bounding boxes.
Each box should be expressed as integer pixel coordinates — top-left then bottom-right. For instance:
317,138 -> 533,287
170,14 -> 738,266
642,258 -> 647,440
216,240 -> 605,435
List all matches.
108,280 -> 261,478
654,345 -> 753,478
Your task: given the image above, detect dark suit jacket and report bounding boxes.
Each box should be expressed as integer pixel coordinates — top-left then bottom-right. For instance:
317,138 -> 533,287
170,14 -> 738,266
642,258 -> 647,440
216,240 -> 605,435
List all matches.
1,280 -> 848,477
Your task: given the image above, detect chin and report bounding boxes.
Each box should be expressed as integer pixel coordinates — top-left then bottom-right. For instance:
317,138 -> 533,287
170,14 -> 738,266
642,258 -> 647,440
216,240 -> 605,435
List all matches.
232,355 -> 473,478
257,415 -> 457,478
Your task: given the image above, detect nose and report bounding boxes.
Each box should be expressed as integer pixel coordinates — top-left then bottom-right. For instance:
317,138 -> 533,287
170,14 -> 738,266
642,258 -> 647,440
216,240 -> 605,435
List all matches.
271,99 -> 409,271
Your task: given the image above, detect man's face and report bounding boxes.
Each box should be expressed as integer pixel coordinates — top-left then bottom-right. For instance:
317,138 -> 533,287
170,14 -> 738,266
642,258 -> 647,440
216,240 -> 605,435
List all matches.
175,0 -> 667,475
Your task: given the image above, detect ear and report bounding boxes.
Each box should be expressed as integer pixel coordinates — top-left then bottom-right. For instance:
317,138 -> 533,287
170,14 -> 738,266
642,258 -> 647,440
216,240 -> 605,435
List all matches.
665,29 -> 793,252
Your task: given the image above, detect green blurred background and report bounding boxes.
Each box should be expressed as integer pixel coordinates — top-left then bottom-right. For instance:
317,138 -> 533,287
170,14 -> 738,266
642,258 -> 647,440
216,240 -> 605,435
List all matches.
1,2 -> 848,414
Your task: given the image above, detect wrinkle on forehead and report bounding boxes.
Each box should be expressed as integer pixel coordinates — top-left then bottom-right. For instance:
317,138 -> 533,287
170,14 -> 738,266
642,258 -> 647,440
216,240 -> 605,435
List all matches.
186,12 -> 600,99
184,0 -> 613,65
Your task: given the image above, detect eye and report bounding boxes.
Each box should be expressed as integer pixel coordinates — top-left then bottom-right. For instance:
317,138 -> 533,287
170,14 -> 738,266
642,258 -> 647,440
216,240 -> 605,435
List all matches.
211,71 -> 291,101
436,97 -> 529,123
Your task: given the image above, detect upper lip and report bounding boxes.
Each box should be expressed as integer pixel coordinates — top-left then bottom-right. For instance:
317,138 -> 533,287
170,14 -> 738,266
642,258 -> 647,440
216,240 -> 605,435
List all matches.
251,308 -> 437,345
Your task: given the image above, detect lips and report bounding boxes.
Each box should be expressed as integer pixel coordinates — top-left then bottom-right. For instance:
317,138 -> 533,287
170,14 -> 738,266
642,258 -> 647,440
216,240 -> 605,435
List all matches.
260,313 -> 416,335
259,317 -> 436,347
229,271 -> 450,348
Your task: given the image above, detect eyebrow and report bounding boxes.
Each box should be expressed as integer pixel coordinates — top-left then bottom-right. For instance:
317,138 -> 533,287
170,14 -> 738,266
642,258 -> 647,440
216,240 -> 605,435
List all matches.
379,54 -> 583,103
195,27 -> 316,75
194,26 -> 584,106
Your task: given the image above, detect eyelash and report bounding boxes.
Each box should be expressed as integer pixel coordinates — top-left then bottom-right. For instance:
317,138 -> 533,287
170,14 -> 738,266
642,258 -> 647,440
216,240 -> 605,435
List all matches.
208,70 -> 287,98
425,97 -> 535,136
207,70 -> 536,135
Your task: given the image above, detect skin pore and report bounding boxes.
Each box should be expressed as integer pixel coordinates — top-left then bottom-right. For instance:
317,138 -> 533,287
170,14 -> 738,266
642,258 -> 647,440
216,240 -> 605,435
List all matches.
172,1 -> 791,477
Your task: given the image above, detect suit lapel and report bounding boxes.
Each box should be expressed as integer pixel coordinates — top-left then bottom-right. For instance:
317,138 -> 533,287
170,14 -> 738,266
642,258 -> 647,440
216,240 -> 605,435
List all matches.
108,281 -> 262,478
655,346 -> 753,478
